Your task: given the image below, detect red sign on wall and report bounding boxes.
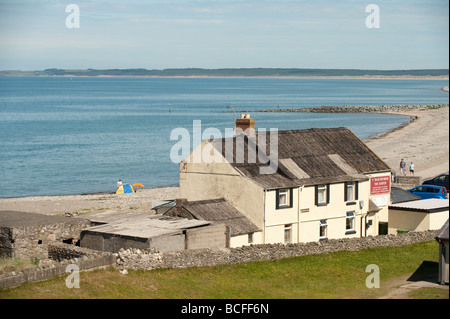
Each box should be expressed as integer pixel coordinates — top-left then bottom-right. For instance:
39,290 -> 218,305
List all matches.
370,176 -> 390,195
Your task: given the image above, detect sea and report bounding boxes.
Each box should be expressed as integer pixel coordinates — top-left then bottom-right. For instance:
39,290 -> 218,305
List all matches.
0,77 -> 448,198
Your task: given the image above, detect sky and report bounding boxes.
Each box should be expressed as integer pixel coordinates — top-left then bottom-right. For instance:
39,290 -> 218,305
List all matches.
0,0 -> 448,70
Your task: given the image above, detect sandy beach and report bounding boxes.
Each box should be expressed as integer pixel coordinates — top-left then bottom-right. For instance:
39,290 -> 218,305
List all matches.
0,105 -> 448,216
366,106 -> 449,179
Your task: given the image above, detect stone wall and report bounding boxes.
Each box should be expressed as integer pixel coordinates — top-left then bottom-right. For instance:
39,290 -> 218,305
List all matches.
1,218 -> 91,260
0,230 -> 438,289
0,243 -> 115,289
393,176 -> 422,188
115,230 -> 438,270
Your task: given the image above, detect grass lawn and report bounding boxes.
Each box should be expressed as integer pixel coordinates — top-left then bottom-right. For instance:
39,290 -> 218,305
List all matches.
0,240 -> 446,299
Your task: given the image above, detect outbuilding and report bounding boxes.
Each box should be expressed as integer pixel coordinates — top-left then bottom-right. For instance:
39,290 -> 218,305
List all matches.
435,219 -> 449,285
388,199 -> 449,234
0,210 -> 90,260
79,211 -> 229,253
163,198 -> 261,247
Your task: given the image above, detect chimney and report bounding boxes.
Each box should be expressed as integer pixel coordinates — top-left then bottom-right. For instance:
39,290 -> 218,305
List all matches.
235,113 -> 255,137
175,198 -> 188,207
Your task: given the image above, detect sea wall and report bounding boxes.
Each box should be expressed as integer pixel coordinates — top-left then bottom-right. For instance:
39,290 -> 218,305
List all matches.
238,104 -> 448,113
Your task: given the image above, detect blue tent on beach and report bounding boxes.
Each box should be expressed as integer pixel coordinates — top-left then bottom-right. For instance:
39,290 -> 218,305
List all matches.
116,183 -> 134,194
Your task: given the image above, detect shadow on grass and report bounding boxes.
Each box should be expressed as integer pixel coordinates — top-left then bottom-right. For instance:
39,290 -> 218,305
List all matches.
407,261 -> 439,284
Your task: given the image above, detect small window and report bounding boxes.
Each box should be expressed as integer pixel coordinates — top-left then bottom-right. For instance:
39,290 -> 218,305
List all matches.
315,184 -> 330,206
319,220 -> 328,239
279,189 -> 289,207
276,188 -> 293,209
346,183 -> 354,201
318,185 -> 327,204
284,224 -> 292,244
248,233 -> 253,244
346,212 -> 355,232
345,182 -> 358,202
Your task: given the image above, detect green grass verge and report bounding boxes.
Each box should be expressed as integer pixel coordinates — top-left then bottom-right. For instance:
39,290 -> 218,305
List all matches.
0,240 -> 445,299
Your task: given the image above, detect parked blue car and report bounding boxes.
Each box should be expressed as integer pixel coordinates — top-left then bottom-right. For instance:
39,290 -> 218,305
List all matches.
422,173 -> 449,191
407,185 -> 448,199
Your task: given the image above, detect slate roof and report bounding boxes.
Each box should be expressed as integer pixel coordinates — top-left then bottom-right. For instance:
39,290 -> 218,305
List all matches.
164,199 -> 260,236
391,187 -> 422,204
210,127 -> 390,189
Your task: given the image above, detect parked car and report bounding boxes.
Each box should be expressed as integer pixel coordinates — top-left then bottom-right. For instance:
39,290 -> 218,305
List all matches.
422,173 -> 449,191
407,185 -> 448,199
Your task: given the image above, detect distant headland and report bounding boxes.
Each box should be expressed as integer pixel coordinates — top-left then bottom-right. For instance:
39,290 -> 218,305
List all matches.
0,68 -> 448,79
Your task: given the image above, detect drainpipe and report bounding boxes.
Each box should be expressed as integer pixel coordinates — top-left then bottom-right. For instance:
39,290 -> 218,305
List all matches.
365,214 -> 368,237
297,186 -> 303,243
360,216 -> 363,238
263,188 -> 267,244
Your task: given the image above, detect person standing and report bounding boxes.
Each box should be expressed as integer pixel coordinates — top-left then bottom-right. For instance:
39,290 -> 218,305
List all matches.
409,161 -> 415,176
400,159 -> 406,176
117,179 -> 123,189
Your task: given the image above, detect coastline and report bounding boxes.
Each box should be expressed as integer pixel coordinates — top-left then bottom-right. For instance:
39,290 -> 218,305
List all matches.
89,75 -> 450,80
366,106 -> 449,179
1,74 -> 449,80
0,105 -> 448,216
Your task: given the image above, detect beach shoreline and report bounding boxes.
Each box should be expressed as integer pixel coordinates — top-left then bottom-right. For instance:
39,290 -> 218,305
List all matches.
1,74 -> 449,80
0,104 -> 448,216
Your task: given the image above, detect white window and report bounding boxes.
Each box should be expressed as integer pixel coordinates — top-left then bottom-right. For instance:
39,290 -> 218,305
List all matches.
346,183 -> 354,202
319,220 -> 327,239
277,188 -> 292,209
346,212 -> 355,232
318,185 -> 327,204
284,224 -> 292,244
278,189 -> 289,207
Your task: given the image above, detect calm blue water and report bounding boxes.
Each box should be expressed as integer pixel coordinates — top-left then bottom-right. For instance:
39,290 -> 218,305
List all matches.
0,77 -> 448,198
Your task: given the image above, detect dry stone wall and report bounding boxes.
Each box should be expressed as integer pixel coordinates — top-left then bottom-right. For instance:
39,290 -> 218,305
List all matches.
0,230 -> 438,289
116,230 -> 438,270
0,243 -> 115,289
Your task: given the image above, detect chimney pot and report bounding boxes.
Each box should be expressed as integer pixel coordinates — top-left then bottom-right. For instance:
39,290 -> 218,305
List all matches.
235,114 -> 255,137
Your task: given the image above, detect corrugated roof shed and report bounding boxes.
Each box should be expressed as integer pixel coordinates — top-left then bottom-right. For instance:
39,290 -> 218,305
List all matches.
389,198 -> 449,213
210,127 -> 390,189
83,213 -> 211,238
